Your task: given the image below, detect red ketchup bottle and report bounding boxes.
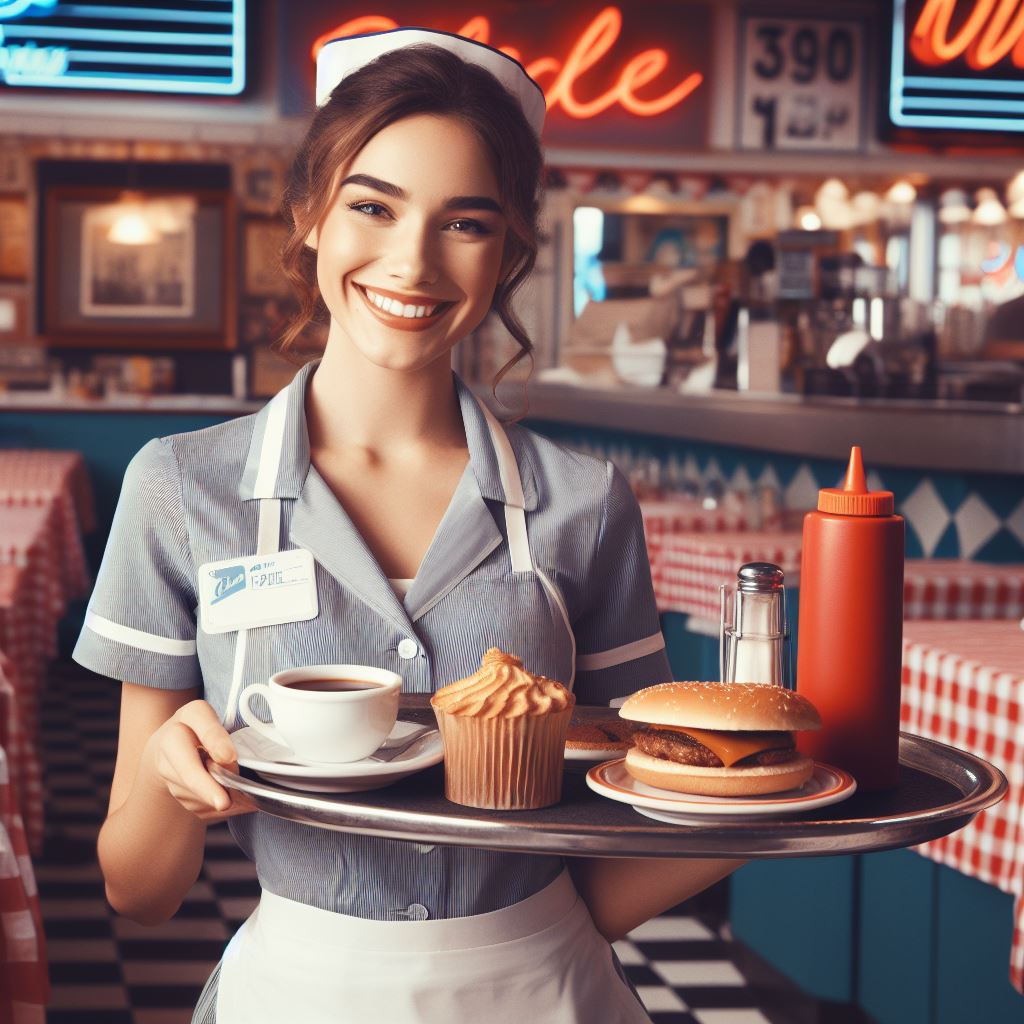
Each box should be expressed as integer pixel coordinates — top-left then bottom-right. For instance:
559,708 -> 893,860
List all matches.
796,447 -> 904,791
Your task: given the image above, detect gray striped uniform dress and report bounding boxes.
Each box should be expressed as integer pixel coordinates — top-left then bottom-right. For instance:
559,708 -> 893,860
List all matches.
73,361 -> 672,1021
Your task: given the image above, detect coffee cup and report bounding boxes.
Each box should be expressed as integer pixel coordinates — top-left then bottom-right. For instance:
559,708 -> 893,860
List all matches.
237,665 -> 402,763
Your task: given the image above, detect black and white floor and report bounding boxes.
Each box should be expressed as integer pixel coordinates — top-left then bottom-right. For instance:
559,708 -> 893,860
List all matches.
37,660 -> 844,1024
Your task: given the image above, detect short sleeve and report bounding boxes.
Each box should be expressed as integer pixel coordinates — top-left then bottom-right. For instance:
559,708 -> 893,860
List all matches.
72,438 -> 201,690
572,462 -> 672,705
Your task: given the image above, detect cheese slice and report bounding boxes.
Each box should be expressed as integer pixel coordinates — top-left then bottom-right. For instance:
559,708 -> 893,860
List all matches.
649,725 -> 793,767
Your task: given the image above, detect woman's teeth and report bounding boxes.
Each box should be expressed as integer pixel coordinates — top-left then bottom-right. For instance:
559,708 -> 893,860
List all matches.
364,288 -> 440,319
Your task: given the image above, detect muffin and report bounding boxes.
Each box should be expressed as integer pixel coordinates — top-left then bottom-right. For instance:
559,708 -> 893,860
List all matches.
430,648 -> 575,809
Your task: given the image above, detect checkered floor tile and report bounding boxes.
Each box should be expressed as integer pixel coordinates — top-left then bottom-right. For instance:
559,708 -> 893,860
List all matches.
36,660 -> 838,1024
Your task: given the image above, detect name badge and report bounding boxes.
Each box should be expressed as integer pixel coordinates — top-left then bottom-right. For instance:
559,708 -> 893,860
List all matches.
197,549 -> 318,634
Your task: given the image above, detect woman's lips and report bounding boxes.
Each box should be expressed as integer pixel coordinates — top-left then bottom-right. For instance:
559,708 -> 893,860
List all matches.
354,285 -> 455,332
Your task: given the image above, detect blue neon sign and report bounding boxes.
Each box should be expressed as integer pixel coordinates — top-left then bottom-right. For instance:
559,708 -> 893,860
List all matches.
0,0 -> 245,97
890,0 -> 1024,133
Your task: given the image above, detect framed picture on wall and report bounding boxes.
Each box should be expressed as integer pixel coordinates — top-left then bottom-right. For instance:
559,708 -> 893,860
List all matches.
42,185 -> 236,350
0,287 -> 29,340
0,194 -> 30,282
236,152 -> 286,216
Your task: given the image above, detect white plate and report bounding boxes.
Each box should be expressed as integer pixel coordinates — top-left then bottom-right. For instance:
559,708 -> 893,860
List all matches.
231,721 -> 443,793
564,745 -> 629,773
586,758 -> 856,820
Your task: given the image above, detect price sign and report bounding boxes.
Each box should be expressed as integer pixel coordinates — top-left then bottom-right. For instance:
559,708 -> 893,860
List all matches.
737,15 -> 865,152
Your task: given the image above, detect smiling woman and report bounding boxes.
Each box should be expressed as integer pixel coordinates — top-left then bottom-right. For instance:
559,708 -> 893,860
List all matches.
279,43 -> 543,389
74,30 -> 731,1024
301,113 -> 510,373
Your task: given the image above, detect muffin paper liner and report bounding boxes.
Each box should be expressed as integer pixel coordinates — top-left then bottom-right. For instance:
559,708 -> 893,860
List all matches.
433,706 -> 573,810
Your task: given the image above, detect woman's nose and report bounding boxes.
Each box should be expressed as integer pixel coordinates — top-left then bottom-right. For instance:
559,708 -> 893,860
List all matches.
385,219 -> 438,287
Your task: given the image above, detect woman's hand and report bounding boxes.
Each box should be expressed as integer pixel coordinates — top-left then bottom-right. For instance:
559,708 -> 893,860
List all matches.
145,699 -> 256,822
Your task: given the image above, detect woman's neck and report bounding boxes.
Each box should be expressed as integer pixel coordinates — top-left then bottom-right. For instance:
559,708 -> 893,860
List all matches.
305,331 -> 467,459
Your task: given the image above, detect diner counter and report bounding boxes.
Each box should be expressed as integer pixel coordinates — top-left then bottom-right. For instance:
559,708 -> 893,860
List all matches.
2,382 -> 1022,473
503,382 -> 1024,475
0,391 -> 261,416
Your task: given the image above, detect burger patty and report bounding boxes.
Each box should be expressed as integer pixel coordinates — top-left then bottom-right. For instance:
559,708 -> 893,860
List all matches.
634,726 -> 797,768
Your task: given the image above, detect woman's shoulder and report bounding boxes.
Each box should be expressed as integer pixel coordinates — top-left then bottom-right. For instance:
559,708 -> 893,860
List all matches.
131,412 -> 259,484
504,421 -> 617,512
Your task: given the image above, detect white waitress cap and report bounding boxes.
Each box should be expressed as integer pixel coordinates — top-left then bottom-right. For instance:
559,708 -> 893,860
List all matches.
315,27 -> 546,138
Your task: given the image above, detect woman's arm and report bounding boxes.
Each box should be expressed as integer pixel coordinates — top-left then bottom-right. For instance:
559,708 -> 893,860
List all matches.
566,857 -> 745,942
98,683 -> 252,926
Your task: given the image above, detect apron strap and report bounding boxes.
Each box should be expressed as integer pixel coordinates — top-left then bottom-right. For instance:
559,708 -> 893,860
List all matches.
223,497 -> 283,727
477,398 -> 577,690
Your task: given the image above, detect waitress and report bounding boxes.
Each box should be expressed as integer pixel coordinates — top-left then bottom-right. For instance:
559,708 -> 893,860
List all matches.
75,30 -> 739,1023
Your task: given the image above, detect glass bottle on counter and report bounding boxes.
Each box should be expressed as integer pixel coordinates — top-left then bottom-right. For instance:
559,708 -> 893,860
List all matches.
796,447 -> 904,791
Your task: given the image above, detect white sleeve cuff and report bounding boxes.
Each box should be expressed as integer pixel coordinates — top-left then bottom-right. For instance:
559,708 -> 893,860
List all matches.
576,631 -> 665,672
85,610 -> 197,657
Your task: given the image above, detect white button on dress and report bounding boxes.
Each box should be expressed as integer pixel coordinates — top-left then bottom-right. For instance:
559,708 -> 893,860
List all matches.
397,638 -> 419,660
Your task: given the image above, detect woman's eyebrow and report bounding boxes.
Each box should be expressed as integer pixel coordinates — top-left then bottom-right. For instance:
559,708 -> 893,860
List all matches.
340,173 -> 502,214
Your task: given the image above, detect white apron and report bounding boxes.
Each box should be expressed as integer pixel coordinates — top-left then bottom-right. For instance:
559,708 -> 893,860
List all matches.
216,869 -> 650,1022
216,396 -> 648,1022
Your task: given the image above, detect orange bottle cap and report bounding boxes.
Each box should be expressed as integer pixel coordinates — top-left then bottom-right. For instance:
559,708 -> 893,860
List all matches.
817,447 -> 894,516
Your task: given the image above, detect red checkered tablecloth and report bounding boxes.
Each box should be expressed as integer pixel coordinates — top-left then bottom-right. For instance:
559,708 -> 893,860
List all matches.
0,451 -> 94,857
0,571 -> 47,856
0,649 -> 42,862
901,621 -> 1024,992
0,741 -> 48,1023
1,499 -> 90,613
0,449 -> 95,534
640,500 -> 753,539
1,505 -> 67,620
904,560 -> 1024,621
646,529 -> 804,621
643,523 -> 1024,624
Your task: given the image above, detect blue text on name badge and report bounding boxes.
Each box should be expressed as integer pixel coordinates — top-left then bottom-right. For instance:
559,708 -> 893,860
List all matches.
210,565 -> 246,604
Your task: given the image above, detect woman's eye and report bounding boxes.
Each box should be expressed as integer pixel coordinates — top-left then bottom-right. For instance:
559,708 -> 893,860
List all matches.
447,218 -> 491,235
348,201 -> 390,219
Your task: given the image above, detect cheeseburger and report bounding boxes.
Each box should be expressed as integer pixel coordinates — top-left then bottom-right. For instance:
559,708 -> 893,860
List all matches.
619,681 -> 822,797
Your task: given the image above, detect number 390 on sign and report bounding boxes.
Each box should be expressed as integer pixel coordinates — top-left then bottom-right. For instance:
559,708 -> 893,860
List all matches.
738,17 -> 865,153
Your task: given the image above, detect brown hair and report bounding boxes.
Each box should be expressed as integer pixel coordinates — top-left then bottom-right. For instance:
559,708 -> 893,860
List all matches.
278,43 -> 543,391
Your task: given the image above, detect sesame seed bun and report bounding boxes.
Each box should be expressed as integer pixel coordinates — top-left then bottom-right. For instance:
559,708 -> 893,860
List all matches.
619,681 -> 821,733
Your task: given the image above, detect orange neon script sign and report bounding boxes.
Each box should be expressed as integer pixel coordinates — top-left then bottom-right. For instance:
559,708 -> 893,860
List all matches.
910,0 -> 1024,70
310,7 -> 704,121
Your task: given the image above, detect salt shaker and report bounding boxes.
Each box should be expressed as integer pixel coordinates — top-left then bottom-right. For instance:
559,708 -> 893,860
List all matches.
720,562 -> 792,688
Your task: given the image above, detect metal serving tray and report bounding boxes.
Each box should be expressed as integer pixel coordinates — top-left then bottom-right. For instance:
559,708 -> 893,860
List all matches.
211,699 -> 1006,859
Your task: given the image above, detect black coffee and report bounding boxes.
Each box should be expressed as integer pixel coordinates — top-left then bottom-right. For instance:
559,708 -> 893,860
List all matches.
286,679 -> 384,692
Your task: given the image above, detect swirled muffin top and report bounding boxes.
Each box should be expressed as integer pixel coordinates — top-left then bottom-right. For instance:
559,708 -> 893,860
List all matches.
431,648 -> 574,719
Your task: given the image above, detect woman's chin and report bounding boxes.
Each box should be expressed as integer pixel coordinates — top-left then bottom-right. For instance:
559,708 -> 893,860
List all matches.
354,344 -> 454,375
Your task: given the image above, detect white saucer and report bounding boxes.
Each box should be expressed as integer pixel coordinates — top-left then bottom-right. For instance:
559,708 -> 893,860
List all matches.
231,721 -> 443,793
586,758 -> 856,820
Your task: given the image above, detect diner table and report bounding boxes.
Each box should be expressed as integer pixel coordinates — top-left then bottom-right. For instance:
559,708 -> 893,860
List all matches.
0,451 -> 94,856
0,738 -> 47,1024
901,620 -> 1024,992
0,449 -> 95,536
0,568 -> 47,856
639,510 -> 1024,624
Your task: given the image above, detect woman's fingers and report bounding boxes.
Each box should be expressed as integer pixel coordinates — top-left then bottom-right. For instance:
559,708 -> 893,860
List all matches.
158,720 -> 233,812
150,699 -> 253,821
174,700 -> 239,766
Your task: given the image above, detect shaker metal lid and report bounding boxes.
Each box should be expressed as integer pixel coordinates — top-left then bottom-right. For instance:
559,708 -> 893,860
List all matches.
737,562 -> 786,592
